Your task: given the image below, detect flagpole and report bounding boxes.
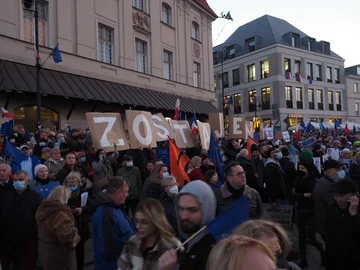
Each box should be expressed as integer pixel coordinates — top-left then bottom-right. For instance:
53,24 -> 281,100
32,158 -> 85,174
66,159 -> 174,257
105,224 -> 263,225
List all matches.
40,43 -> 59,68
34,0 -> 42,132
176,225 -> 207,251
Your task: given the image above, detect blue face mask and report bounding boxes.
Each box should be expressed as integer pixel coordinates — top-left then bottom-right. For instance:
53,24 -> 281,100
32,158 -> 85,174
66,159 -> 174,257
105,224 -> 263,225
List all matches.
126,162 -> 133,167
337,170 -> 346,180
162,172 -> 170,179
13,181 -> 26,191
39,142 -> 46,147
80,157 -> 86,163
58,137 -> 65,142
68,186 -> 78,192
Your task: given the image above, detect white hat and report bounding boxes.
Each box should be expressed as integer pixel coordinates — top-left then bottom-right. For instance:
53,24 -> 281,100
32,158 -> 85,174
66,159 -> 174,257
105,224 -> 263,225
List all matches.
34,164 -> 47,176
20,145 -> 30,151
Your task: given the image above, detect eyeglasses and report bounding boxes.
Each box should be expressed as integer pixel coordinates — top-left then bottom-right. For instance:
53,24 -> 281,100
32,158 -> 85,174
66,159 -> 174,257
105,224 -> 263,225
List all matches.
230,172 -> 246,177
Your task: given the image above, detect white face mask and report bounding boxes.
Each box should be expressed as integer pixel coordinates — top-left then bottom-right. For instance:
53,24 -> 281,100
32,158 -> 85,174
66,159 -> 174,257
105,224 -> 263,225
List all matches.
169,185 -> 178,195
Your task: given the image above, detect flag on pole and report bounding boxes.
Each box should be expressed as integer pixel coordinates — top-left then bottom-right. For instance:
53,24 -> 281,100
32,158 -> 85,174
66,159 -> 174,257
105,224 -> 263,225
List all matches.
246,137 -> 259,158
191,112 -> 197,134
295,72 -> 302,83
174,98 -> 180,120
295,129 -> 301,141
320,122 -> 326,133
285,72 -> 292,80
1,108 -> 15,118
304,121 -> 315,134
1,120 -> 14,138
51,44 -> 62,64
168,137 -> 190,187
308,76 -> 313,84
208,132 -> 224,185
300,121 -> 306,129
345,123 -> 350,133
283,115 -> 290,128
5,140 -> 28,164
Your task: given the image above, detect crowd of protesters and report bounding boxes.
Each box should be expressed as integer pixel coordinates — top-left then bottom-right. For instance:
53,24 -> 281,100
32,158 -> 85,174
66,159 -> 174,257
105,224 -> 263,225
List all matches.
0,125 -> 359,270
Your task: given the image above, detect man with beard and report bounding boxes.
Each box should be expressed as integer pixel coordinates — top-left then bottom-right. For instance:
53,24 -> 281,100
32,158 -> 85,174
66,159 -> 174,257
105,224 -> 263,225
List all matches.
158,180 -> 216,270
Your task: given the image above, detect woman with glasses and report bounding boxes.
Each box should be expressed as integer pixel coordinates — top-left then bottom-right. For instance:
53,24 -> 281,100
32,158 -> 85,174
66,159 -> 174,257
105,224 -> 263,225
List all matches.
159,175 -> 179,237
118,198 -> 182,270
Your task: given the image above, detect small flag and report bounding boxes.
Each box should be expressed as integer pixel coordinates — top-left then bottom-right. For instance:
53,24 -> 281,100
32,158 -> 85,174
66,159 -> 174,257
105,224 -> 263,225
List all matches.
174,98 -> 180,120
320,122 -> 326,133
285,72 -> 292,80
283,115 -> 290,128
1,108 -> 15,118
345,124 -> 350,133
5,139 -> 28,164
51,44 -> 62,63
1,120 -> 14,138
353,125 -> 356,134
295,72 -> 302,83
295,130 -> 301,141
208,132 -> 224,185
246,137 -> 259,158
191,112 -> 197,134
309,76 -> 313,84
169,137 -> 190,187
300,121 -> 306,129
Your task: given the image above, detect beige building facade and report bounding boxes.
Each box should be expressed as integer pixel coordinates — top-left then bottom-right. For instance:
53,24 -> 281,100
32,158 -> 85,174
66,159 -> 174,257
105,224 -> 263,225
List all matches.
0,0 -> 218,131
345,65 -> 360,123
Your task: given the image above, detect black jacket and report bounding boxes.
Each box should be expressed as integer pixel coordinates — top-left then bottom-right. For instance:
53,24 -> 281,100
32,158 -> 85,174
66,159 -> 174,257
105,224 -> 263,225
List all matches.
236,156 -> 257,189
324,203 -> 360,269
56,164 -> 84,185
178,233 -> 216,270
0,179 -> 13,196
279,157 -> 297,193
264,159 -> 288,201
349,161 -> 360,185
159,192 -> 178,236
292,175 -> 318,212
0,186 -> 42,250
146,182 -> 163,200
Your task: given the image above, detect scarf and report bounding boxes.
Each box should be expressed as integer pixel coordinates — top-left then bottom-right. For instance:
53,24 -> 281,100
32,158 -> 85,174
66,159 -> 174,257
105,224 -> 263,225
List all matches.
226,181 -> 245,199
36,176 -> 50,185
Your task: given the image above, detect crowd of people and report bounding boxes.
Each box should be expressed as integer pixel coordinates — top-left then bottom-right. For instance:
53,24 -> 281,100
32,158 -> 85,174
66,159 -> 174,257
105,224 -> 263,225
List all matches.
0,126 -> 359,270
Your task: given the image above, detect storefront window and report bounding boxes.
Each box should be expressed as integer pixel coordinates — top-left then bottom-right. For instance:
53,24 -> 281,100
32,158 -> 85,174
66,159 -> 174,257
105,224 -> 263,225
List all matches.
14,106 -> 59,132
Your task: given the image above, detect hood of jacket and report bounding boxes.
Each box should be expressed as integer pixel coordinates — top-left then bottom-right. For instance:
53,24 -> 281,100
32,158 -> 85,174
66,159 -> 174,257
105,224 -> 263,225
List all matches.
176,180 -> 216,251
35,200 -> 72,221
264,158 -> 279,167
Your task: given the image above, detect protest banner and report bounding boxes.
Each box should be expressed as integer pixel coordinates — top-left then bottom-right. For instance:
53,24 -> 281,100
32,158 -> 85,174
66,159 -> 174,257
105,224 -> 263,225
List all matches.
86,112 -> 130,152
342,158 -> 352,173
208,113 -> 224,138
228,115 -> 244,139
264,127 -> 274,140
244,121 -> 254,140
169,120 -> 196,148
197,121 -> 211,150
327,148 -> 340,160
152,113 -> 175,142
322,154 -> 329,163
313,157 -> 321,174
260,123 -> 270,140
282,131 -> 291,142
263,203 -> 293,231
126,110 -> 157,149
301,137 -> 316,149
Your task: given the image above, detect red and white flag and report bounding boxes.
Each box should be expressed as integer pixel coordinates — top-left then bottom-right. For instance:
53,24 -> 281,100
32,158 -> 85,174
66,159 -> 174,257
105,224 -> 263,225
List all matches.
345,124 -> 350,133
2,108 -> 15,118
174,98 -> 180,120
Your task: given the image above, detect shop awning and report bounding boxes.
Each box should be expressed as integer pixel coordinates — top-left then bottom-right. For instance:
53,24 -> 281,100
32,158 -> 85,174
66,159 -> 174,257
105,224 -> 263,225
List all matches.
0,60 -> 218,115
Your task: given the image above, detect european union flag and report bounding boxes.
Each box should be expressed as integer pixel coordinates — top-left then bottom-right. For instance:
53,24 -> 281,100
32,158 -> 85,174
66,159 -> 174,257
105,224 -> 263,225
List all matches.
51,44 -> 62,64
208,132 -> 224,186
33,181 -> 60,199
207,196 -> 249,241
304,121 -> 316,134
5,140 -> 28,164
1,120 -> 14,138
334,119 -> 341,131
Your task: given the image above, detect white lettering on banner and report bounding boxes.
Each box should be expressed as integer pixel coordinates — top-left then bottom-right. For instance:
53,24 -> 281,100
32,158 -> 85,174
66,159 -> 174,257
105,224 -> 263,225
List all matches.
133,114 -> 153,145
152,115 -> 169,139
215,116 -> 224,138
174,124 -> 188,144
93,117 -> 125,147
245,122 -> 254,138
233,117 -> 243,135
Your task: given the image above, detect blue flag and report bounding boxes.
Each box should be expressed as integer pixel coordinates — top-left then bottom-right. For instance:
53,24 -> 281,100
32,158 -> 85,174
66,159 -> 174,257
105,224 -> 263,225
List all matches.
300,121 -> 306,129
304,121 -> 315,134
51,44 -> 62,63
5,140 -> 28,163
33,181 -> 60,199
208,132 -> 224,186
23,125 -> 31,141
1,120 -> 14,138
207,196 -> 249,241
334,119 -> 340,131
353,125 -> 357,134
320,122 -> 326,133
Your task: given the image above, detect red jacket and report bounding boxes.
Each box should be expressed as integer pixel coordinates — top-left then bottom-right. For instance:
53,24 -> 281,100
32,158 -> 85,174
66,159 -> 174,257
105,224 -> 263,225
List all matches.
188,168 -> 205,182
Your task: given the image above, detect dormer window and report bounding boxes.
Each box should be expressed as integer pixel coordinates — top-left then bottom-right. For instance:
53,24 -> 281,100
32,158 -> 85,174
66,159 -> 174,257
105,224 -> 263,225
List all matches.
357,67 -> 360,75
246,38 -> 255,53
228,46 -> 235,59
292,34 -> 299,48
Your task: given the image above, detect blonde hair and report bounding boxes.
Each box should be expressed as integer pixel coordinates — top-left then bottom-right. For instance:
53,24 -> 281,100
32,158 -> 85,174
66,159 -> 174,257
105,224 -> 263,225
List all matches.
233,219 -> 291,256
47,186 -> 71,204
151,164 -> 167,185
135,198 -> 175,248
63,171 -> 82,186
188,156 -> 201,169
207,235 -> 276,270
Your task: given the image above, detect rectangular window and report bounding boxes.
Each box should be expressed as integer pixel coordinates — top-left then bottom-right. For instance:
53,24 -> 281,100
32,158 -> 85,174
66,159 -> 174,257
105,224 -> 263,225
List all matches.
192,22 -> 200,40
358,67 -> 360,75
285,86 -> 293,108
163,50 -> 173,80
234,94 -> 241,114
355,83 -> 359,93
162,3 -> 172,25
295,60 -> 301,74
136,38 -> 147,73
326,67 -> 333,83
308,88 -> 315,110
246,38 -> 256,52
23,1 -> 48,46
193,62 -> 201,87
336,92 -> 341,111
248,90 -> 256,112
261,87 -> 271,110
328,91 -> 334,111
292,35 -> 299,47
356,103 -> 360,116
317,90 -> 324,110
222,72 -> 229,88
98,24 -> 114,64
296,87 -> 303,109
308,41 -> 311,51
260,60 -> 270,79
133,0 -> 146,11
307,63 -> 313,78
228,46 -> 236,59
284,58 -> 291,73
316,64 -> 322,81
247,64 -> 256,82
334,68 -> 340,83
232,69 -> 240,86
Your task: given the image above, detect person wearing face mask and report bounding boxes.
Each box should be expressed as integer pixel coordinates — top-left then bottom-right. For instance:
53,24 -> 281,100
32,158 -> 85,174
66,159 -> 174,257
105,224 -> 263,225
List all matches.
264,147 -> 288,205
159,175 -> 180,236
63,172 -> 91,270
292,162 -> 325,268
0,171 -> 42,270
35,185 -> 81,270
146,164 -> 169,200
33,131 -> 54,158
117,155 -> 142,216
349,152 -> 360,186
30,164 -> 51,188
44,148 -> 66,181
313,159 -> 345,242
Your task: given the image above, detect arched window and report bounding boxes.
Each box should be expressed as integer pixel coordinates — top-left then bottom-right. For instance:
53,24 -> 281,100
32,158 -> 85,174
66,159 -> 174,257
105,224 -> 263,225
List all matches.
162,3 -> 172,25
14,106 -> 59,132
192,21 -> 200,41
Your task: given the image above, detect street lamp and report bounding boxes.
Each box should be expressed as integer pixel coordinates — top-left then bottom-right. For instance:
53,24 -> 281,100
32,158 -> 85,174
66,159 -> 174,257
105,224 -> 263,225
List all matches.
22,0 -> 42,131
250,90 -> 262,132
218,47 -> 228,116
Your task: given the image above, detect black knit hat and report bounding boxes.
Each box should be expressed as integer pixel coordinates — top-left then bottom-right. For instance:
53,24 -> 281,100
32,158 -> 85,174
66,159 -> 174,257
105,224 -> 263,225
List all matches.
323,159 -> 343,171
330,180 -> 359,194
204,170 -> 216,183
251,144 -> 259,153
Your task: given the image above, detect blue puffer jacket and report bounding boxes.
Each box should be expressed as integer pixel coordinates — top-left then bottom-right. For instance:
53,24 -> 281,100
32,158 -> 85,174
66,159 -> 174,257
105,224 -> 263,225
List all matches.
92,193 -> 135,270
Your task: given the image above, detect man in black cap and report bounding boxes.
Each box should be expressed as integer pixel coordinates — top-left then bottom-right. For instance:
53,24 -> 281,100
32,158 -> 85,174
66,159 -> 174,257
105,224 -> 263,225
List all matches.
200,154 -> 214,176
313,159 -> 346,240
324,180 -> 360,270
251,144 -> 265,201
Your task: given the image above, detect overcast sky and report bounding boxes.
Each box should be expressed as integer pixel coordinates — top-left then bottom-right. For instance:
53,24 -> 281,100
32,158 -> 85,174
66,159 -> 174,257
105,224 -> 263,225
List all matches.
208,0 -> 359,67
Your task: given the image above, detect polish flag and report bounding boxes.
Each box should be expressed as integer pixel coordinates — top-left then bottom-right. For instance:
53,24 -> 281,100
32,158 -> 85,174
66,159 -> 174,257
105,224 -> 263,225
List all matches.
2,108 -> 15,118
174,98 -> 180,120
345,124 -> 350,133
191,112 -> 197,134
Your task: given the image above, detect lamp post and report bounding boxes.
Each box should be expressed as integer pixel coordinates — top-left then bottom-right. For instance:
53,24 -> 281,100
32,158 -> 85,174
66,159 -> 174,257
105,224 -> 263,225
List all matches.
23,0 -> 41,131
218,47 -> 228,116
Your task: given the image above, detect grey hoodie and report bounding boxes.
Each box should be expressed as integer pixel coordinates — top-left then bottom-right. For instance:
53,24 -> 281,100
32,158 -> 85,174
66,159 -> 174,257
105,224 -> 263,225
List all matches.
176,180 -> 216,252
